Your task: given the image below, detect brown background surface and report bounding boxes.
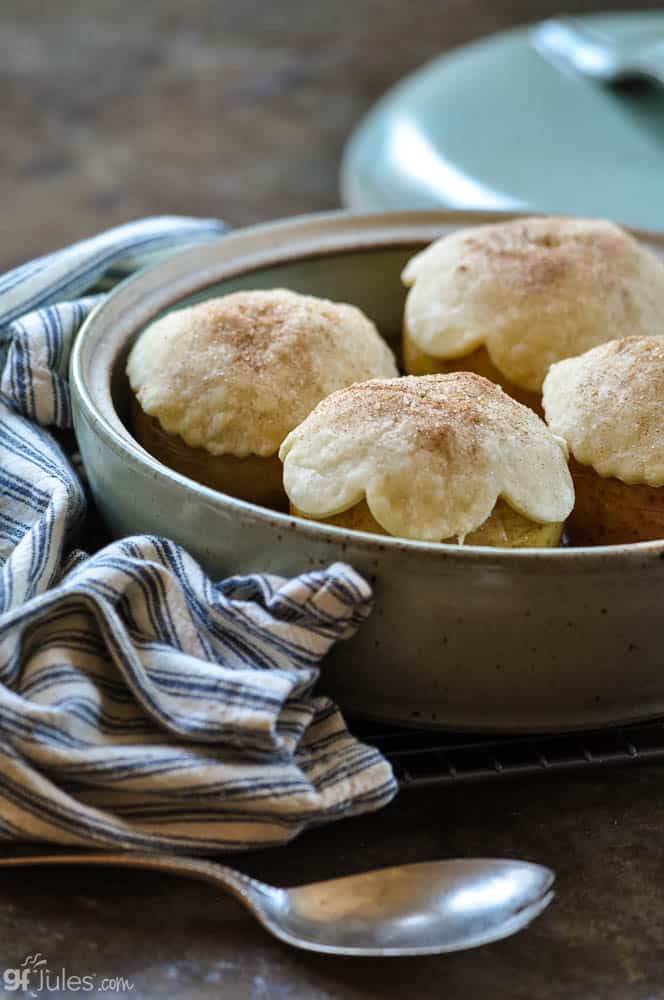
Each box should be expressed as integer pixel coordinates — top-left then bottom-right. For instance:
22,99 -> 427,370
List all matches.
2,1 -> 664,997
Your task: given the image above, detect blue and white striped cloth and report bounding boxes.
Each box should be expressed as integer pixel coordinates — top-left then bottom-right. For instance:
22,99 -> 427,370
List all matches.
0,218 -> 397,853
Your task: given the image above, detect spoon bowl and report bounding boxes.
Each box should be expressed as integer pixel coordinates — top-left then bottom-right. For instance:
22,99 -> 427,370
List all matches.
267,859 -> 554,955
0,853 -> 554,957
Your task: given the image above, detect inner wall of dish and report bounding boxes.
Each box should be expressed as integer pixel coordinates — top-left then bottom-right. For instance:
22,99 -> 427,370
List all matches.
111,245 -> 417,427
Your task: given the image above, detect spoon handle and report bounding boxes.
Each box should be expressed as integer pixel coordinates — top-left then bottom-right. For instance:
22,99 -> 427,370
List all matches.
0,851 -> 272,917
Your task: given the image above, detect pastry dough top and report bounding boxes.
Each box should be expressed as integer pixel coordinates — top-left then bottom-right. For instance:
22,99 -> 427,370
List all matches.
543,336 -> 664,486
402,217 -> 664,392
127,288 -> 398,456
280,372 -> 574,542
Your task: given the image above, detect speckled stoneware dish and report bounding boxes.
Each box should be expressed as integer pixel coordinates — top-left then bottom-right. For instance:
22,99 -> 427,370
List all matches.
70,211 -> 664,733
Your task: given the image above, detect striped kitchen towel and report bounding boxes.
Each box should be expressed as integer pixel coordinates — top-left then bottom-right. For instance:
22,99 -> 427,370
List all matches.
0,217 -> 397,853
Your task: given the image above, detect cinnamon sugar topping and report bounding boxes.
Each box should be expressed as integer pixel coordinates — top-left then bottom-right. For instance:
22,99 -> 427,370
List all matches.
127,289 -> 398,457
280,373 -> 574,541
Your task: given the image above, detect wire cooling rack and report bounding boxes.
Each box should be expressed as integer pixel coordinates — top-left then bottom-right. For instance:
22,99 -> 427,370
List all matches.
353,718 -> 664,789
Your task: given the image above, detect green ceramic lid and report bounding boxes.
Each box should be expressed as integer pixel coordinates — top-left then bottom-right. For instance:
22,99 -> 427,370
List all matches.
341,12 -> 664,229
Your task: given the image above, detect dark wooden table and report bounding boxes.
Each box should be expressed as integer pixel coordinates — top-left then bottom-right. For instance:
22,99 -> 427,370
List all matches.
3,1 -> 664,997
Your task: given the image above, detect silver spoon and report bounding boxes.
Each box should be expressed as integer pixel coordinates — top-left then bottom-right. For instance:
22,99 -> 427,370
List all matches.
0,852 -> 554,957
532,16 -> 664,88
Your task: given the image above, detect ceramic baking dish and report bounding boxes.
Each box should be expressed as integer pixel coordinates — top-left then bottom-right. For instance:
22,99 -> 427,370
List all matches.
70,211 -> 664,732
